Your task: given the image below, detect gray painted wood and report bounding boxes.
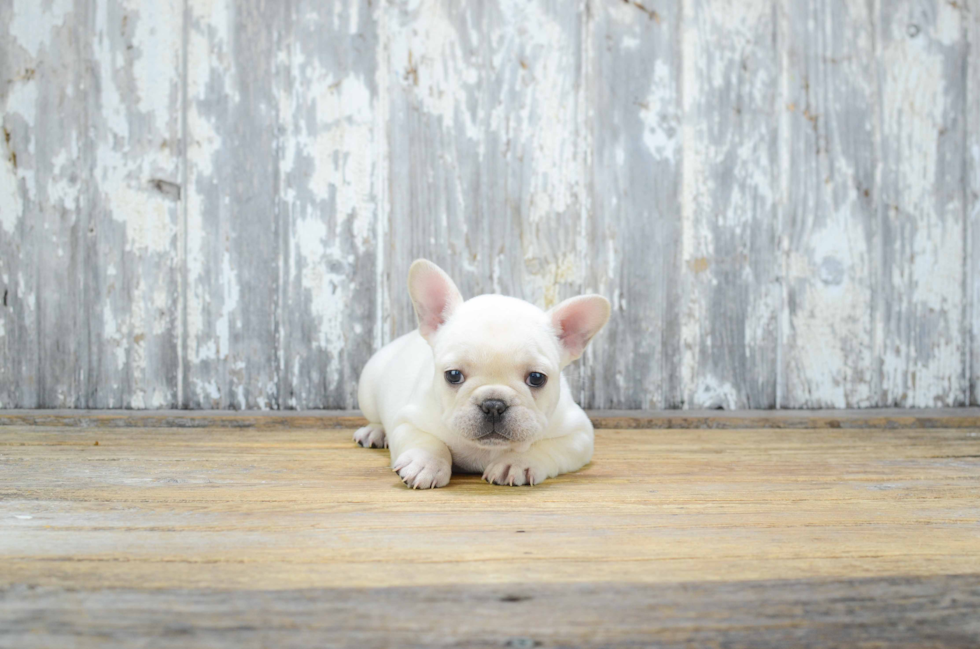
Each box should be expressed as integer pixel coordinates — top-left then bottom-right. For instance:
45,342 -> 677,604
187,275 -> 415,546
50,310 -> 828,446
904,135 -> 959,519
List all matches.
87,0 -> 184,408
383,0 -> 589,397
969,0 -> 979,407
878,0 -> 969,407
276,0 -> 380,409
589,0 -> 681,409
1,0 -> 89,408
779,0 -> 878,407
0,0 -> 41,408
679,0 -> 781,409
184,0 -> 281,408
1,0 -> 979,410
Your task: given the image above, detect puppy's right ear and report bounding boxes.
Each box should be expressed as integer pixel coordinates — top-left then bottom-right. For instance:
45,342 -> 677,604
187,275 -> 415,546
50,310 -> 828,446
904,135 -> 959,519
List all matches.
408,259 -> 464,343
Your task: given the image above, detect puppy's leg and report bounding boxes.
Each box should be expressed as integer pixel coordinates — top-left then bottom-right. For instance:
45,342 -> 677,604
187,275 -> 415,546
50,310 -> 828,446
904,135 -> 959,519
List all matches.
483,428 -> 593,487
353,423 -> 386,448
388,424 -> 453,489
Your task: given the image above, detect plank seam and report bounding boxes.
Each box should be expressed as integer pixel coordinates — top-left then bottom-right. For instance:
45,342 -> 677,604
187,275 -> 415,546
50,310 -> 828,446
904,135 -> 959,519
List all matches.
178,0 -> 190,409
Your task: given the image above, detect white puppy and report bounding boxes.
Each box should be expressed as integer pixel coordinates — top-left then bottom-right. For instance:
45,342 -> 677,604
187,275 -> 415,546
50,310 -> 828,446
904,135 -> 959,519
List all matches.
354,259 -> 610,488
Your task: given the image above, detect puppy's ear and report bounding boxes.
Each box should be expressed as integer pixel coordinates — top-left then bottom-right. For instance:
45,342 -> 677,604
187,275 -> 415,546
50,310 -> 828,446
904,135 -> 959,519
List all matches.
549,295 -> 611,365
408,259 -> 464,343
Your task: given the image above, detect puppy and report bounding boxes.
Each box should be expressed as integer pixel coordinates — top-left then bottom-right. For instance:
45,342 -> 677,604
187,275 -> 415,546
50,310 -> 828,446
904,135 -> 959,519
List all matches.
354,259 -> 610,488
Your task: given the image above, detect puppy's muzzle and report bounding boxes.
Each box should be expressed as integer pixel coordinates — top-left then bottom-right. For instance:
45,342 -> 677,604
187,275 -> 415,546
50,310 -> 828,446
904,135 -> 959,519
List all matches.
480,399 -> 509,421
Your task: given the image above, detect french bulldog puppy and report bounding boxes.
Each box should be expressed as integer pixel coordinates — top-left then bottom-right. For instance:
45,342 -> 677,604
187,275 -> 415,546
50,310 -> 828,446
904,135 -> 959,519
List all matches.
354,259 -> 610,489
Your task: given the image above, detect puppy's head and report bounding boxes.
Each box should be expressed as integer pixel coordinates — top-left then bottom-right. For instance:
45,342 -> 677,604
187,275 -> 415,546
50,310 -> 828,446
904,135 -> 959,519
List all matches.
408,259 -> 610,450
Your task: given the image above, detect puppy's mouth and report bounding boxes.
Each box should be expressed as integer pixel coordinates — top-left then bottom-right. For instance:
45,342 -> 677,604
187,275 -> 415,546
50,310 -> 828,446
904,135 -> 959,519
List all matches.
475,430 -> 511,445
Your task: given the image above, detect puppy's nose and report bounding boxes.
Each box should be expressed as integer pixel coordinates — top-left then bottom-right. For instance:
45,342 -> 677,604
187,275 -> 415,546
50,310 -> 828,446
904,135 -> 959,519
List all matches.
480,399 -> 509,418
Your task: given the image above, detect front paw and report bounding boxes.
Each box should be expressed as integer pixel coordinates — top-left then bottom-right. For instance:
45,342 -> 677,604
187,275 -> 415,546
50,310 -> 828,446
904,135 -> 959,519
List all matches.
392,449 -> 451,489
354,424 -> 386,448
483,454 -> 549,487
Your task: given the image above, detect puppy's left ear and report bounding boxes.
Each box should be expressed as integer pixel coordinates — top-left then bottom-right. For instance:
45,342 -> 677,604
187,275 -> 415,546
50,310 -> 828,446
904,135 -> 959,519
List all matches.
549,295 -> 611,366
408,259 -> 464,344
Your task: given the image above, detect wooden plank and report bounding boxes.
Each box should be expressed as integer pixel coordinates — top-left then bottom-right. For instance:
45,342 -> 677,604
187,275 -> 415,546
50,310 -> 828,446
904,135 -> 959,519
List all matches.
277,0 -> 380,409
878,0 -> 969,407
382,0 -> 589,397
3,575 -> 979,649
589,0 -> 681,409
183,0 -> 281,408
0,0 -> 43,408
0,1 -> 89,408
679,0 -> 781,409
3,407 -> 980,429
778,0 -> 877,408
0,426 -> 978,592
85,0 -> 183,407
969,0 -> 980,407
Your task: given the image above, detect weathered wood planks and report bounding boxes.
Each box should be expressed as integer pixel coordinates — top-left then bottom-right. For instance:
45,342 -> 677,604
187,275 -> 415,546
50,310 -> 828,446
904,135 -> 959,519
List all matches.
968,0 -> 980,407
589,0 -> 681,409
184,0 -> 282,409
1,424 -> 979,646
4,576 -> 980,648
779,0 -> 878,408
383,0 -> 590,397
88,0 -> 184,409
878,0 -> 969,408
1,0 -> 979,410
276,0 -> 381,409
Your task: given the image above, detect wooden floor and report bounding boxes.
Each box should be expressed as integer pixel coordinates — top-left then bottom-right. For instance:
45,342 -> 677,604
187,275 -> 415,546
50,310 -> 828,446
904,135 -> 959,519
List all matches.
2,418 -> 980,647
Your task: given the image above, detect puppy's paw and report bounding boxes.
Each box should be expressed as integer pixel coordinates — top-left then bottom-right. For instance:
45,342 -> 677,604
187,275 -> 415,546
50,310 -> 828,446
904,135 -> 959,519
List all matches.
353,424 -> 387,449
482,455 -> 549,487
392,449 -> 451,489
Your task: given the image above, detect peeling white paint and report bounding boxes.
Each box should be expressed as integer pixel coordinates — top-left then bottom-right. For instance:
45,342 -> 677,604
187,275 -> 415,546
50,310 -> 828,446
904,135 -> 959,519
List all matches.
691,374 -> 738,411
304,75 -> 376,249
640,59 -> 679,163
680,0 -> 778,408
215,252 -> 239,360
126,0 -> 183,117
388,0 -> 481,141
292,216 -> 350,387
10,0 -> 73,58
879,2 -> 966,406
2,0 -> 977,410
0,155 -> 22,235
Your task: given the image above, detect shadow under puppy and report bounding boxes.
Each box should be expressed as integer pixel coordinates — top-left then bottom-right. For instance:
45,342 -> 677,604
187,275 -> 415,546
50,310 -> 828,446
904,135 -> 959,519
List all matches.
355,259 -> 610,488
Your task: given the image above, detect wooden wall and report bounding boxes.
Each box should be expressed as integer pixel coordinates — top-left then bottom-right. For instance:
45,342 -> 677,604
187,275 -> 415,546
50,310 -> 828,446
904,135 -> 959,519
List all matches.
1,0 -> 977,410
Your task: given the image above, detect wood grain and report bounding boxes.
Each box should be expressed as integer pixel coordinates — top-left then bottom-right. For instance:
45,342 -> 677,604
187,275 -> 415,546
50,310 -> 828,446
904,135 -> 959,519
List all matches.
589,0 -> 681,409
1,0 -> 980,410
969,0 -> 980,407
276,0 -> 380,409
4,576 -> 980,648
382,0 -> 589,397
87,0 -> 184,408
680,0 -> 781,409
2,425 -> 979,589
1,1 -> 88,408
183,0 -> 282,409
0,0 -> 41,409
779,0 -> 877,408
1,424 -> 978,646
3,407 -> 980,429
878,0 -> 969,407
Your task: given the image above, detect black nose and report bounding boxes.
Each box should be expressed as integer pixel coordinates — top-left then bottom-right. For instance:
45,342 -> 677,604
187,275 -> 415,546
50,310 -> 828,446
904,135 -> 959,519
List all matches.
481,399 -> 509,418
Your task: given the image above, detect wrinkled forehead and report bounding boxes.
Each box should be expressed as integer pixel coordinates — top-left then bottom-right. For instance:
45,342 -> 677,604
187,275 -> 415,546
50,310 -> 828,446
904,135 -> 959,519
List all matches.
434,297 -> 560,368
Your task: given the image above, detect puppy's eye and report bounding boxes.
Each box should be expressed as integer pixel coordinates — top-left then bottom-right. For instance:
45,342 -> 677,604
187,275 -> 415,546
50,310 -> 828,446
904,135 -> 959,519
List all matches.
444,370 -> 465,385
526,372 -> 547,388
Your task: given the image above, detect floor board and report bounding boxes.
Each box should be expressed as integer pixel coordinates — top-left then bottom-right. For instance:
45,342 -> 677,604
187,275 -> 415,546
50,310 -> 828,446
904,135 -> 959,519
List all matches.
2,425 -> 979,647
